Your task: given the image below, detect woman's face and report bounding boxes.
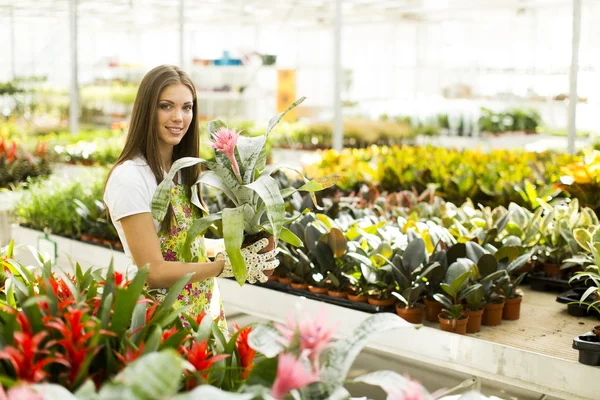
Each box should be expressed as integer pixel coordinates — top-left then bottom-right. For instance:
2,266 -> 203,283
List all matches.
156,83 -> 194,149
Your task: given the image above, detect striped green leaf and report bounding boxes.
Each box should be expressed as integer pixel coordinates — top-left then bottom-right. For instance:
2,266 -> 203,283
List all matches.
223,207 -> 247,285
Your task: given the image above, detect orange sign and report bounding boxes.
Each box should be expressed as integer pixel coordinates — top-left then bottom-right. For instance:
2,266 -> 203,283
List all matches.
277,69 -> 296,121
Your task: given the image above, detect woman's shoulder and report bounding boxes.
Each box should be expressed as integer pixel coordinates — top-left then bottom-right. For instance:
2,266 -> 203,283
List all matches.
108,157 -> 154,186
112,157 -> 150,176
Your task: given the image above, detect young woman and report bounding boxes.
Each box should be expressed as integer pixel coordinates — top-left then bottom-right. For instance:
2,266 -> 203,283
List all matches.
103,65 -> 277,329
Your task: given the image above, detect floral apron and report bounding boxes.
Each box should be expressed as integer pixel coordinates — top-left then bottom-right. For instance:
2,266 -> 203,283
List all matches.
155,185 -> 227,332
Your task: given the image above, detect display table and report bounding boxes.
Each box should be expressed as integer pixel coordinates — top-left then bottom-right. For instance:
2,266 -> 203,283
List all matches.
218,279 -> 598,400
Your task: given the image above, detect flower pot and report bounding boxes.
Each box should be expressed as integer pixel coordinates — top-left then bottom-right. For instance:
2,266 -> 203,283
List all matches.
464,309 -> 483,333
516,259 -> 535,274
268,275 -> 279,282
278,277 -> 291,285
347,294 -> 368,303
328,290 -> 347,298
543,263 -> 561,278
503,296 -> 523,320
308,285 -> 328,294
396,303 -> 425,324
594,325 -> 600,339
291,282 -> 308,290
244,234 -> 275,277
438,313 -> 469,335
482,301 -> 505,326
367,297 -> 395,307
424,297 -> 444,322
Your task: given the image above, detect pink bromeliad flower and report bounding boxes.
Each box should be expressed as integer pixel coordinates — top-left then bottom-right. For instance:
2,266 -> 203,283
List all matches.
0,385 -> 44,400
210,127 -> 242,182
388,377 -> 429,400
275,309 -> 337,373
271,353 -> 319,399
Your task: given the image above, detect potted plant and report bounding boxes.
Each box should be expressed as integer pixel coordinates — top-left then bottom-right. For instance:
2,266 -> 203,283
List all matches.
344,271 -> 368,302
499,272 -> 526,320
278,245 -> 311,289
390,238 -> 441,324
433,261 -> 473,335
423,243 -> 452,322
151,97 -> 338,285
462,283 -> 485,334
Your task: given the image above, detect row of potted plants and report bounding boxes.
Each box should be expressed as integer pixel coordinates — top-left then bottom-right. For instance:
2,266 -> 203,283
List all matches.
13,169 -> 121,248
303,144 -> 592,210
0,241 -> 491,399
268,204 -> 532,335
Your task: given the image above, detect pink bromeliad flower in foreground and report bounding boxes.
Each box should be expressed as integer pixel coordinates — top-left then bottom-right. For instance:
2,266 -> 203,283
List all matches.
388,377 -> 429,400
210,127 -> 242,181
0,385 -> 44,400
275,309 -> 337,372
271,353 -> 319,399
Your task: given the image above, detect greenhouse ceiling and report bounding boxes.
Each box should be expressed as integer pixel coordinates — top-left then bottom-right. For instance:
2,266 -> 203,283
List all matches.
0,0 -> 578,26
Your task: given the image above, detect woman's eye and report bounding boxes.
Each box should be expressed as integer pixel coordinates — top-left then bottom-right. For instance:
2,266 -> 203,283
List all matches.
184,105 -> 192,111
160,104 -> 171,110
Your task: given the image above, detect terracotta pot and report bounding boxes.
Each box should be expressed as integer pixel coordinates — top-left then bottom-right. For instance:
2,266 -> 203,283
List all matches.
278,277 -> 291,285
347,294 -> 368,303
503,296 -> 523,320
464,309 -> 484,333
308,285 -> 328,294
396,303 -> 425,324
367,297 -> 395,307
516,259 -> 534,274
594,325 -> 600,339
291,282 -> 308,290
424,297 -> 444,322
438,313 -> 469,335
268,275 -> 279,282
482,301 -> 505,326
328,290 -> 347,298
543,263 -> 561,277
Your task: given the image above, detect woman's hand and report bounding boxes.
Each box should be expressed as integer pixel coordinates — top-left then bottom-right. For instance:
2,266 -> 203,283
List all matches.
216,238 -> 279,283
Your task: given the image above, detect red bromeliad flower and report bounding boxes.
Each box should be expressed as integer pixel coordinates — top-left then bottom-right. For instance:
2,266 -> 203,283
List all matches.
161,326 -> 178,344
44,307 -> 102,386
6,141 -> 18,165
145,301 -> 160,323
115,343 -> 145,366
98,271 -> 131,288
0,312 -> 68,383
181,340 -> 229,390
195,310 -> 207,325
36,274 -> 73,303
233,323 -> 256,380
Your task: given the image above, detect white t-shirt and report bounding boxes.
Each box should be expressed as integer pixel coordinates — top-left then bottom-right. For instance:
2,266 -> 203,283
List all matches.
103,156 -> 163,258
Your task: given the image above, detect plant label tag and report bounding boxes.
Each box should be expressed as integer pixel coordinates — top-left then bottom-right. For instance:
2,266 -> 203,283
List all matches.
38,234 -> 57,266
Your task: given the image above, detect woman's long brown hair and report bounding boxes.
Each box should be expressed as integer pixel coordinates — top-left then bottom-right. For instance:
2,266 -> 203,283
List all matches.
104,64 -> 201,231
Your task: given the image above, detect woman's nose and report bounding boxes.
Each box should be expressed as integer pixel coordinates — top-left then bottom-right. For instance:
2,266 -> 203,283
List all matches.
172,109 -> 183,121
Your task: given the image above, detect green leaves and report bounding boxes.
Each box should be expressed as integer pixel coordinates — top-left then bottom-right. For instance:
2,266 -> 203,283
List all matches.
246,175 -> 285,242
181,214 -> 222,262
320,313 -> 410,392
222,207 -> 247,285
101,350 -> 189,400
151,157 -> 203,221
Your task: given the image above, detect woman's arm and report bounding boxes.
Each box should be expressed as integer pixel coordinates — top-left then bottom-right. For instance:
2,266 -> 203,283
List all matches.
120,213 -> 225,288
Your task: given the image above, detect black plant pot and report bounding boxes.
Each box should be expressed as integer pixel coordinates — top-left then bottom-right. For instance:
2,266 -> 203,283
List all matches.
572,332 -> 600,366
